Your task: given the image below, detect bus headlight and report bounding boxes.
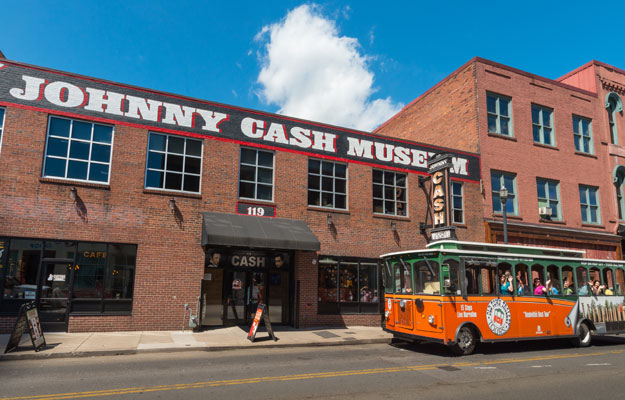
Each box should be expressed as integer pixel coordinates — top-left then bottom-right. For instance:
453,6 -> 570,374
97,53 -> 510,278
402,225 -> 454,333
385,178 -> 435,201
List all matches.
428,315 -> 436,325
399,300 -> 406,308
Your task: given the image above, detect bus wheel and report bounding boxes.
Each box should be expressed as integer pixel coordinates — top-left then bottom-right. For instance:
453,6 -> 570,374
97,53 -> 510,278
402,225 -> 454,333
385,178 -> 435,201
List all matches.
450,326 -> 476,356
573,323 -> 591,348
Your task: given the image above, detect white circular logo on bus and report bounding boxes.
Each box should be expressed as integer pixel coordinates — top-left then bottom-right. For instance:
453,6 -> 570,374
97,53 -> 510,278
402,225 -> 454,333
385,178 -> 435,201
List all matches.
387,298 -> 392,311
486,298 -> 511,336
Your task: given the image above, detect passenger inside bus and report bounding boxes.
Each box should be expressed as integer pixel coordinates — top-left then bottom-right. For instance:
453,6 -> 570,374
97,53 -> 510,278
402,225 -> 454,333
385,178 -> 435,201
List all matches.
533,278 -> 547,295
591,280 -> 605,296
563,277 -> 575,295
499,273 -> 513,295
547,279 -> 560,295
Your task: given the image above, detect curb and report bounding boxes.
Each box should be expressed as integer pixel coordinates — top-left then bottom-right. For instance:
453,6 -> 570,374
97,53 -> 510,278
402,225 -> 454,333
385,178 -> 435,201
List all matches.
0,338 -> 391,361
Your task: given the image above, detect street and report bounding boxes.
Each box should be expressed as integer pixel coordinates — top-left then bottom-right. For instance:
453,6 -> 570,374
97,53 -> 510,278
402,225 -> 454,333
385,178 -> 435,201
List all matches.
2,337 -> 625,399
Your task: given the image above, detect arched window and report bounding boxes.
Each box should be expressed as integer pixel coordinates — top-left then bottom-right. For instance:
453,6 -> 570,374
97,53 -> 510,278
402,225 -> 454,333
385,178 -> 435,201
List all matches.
613,165 -> 625,220
606,92 -> 623,144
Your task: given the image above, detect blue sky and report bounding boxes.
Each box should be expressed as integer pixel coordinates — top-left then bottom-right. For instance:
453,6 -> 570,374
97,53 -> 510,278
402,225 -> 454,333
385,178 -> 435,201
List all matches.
2,1 -> 624,131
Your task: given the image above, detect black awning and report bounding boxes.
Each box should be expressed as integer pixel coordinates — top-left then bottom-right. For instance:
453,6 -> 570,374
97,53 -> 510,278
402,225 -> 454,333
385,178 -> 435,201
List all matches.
201,212 -> 320,251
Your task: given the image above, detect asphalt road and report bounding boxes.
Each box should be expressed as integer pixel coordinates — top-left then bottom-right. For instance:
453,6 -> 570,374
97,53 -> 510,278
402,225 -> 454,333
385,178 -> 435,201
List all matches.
2,337 -> 625,399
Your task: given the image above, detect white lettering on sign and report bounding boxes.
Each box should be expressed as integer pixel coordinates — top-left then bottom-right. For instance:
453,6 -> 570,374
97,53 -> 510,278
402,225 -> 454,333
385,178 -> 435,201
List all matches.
9,74 -> 229,132
247,207 -> 265,216
431,230 -> 452,241
231,255 -> 266,267
523,311 -> 551,318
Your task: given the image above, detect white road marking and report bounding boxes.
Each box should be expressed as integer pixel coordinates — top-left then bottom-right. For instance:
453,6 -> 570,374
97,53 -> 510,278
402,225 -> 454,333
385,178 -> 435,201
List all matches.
586,363 -> 611,366
530,365 -> 552,368
475,367 -> 497,369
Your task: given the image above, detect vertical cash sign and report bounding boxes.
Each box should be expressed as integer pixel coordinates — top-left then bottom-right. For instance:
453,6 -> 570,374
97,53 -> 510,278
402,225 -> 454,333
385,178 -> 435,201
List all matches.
428,153 -> 457,242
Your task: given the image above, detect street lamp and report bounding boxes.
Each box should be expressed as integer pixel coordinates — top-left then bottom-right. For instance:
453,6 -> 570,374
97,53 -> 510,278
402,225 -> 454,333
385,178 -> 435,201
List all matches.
499,187 -> 509,244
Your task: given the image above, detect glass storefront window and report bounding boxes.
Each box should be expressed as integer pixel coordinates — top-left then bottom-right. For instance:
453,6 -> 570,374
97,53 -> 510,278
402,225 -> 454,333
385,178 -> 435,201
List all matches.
318,257 -> 380,314
3,239 -> 42,300
75,243 -> 107,299
105,244 -> 136,300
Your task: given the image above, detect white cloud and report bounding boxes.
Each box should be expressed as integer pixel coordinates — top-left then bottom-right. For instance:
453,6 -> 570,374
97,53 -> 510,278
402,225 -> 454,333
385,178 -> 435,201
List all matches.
255,4 -> 402,131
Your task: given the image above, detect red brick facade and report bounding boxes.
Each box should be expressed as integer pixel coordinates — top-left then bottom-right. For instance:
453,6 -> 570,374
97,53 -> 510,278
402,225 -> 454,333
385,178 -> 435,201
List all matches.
377,57 -> 624,259
0,58 -> 481,332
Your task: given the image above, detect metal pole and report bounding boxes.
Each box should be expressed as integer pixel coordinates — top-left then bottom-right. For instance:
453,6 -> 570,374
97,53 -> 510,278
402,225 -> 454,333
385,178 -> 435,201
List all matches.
502,200 -> 508,244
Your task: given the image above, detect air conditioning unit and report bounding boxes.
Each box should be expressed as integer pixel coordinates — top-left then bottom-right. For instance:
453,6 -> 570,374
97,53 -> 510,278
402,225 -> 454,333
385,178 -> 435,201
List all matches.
538,207 -> 552,217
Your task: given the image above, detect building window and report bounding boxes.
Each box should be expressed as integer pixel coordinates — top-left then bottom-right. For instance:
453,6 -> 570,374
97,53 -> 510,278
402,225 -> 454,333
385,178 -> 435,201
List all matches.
373,170 -> 407,216
606,92 -> 622,145
614,166 -> 625,221
318,257 -> 379,314
573,115 -> 593,154
532,104 -> 555,146
451,181 -> 464,224
0,107 -> 5,155
491,171 -> 517,215
0,239 -> 136,315
536,178 -> 561,220
43,116 -> 113,183
487,93 -> 512,136
579,185 -> 600,224
307,159 -> 347,209
145,133 -> 203,193
239,147 -> 274,201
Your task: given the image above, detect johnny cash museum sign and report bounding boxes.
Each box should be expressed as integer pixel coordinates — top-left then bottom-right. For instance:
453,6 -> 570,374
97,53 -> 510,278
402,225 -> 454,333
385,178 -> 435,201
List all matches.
0,61 -> 479,181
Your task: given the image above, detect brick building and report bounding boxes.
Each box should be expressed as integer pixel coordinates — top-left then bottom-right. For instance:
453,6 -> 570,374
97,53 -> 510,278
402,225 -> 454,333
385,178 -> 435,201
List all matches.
377,57 -> 625,259
0,56 -> 481,333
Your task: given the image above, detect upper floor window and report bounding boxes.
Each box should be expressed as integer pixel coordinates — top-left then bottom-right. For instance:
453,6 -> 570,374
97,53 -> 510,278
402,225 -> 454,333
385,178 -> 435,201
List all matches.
573,115 -> 593,154
373,170 -> 406,216
145,133 -> 203,193
532,104 -> 554,146
536,178 -> 560,221
615,166 -> 625,221
451,181 -> 464,224
308,159 -> 347,210
0,107 -> 5,154
487,93 -> 512,136
239,147 -> 274,201
43,116 -> 113,183
606,92 -> 622,145
491,171 -> 517,215
579,185 -> 600,224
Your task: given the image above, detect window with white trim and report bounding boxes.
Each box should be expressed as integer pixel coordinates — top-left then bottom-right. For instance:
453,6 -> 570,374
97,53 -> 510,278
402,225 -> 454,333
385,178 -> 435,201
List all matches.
536,178 -> 560,220
372,170 -> 406,216
579,185 -> 600,224
451,181 -> 464,224
491,171 -> 518,215
532,104 -> 555,146
487,93 -> 512,136
145,132 -> 203,193
239,147 -> 274,201
307,159 -> 347,209
43,116 -> 113,183
573,115 -> 593,154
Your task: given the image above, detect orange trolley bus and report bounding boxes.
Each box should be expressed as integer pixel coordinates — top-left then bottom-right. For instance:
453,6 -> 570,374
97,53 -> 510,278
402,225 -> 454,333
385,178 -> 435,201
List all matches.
381,240 -> 625,355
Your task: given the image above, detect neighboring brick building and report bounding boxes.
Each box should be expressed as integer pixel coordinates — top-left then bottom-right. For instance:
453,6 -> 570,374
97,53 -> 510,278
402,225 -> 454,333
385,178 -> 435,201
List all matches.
377,57 -> 625,260
0,56 -> 481,333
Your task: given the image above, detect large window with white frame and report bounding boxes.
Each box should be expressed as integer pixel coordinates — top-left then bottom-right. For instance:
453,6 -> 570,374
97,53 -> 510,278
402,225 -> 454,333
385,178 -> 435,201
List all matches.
491,171 -> 518,215
532,104 -> 555,146
373,170 -> 406,216
487,92 -> 512,136
573,115 -> 593,154
43,116 -> 113,183
145,132 -> 203,193
451,181 -> 464,224
239,147 -> 274,201
536,178 -> 561,221
307,159 -> 347,209
0,107 -> 5,154
579,185 -> 600,224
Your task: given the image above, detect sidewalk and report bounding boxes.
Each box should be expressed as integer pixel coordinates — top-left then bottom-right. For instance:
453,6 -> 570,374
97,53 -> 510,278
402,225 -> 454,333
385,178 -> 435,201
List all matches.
0,326 -> 393,361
